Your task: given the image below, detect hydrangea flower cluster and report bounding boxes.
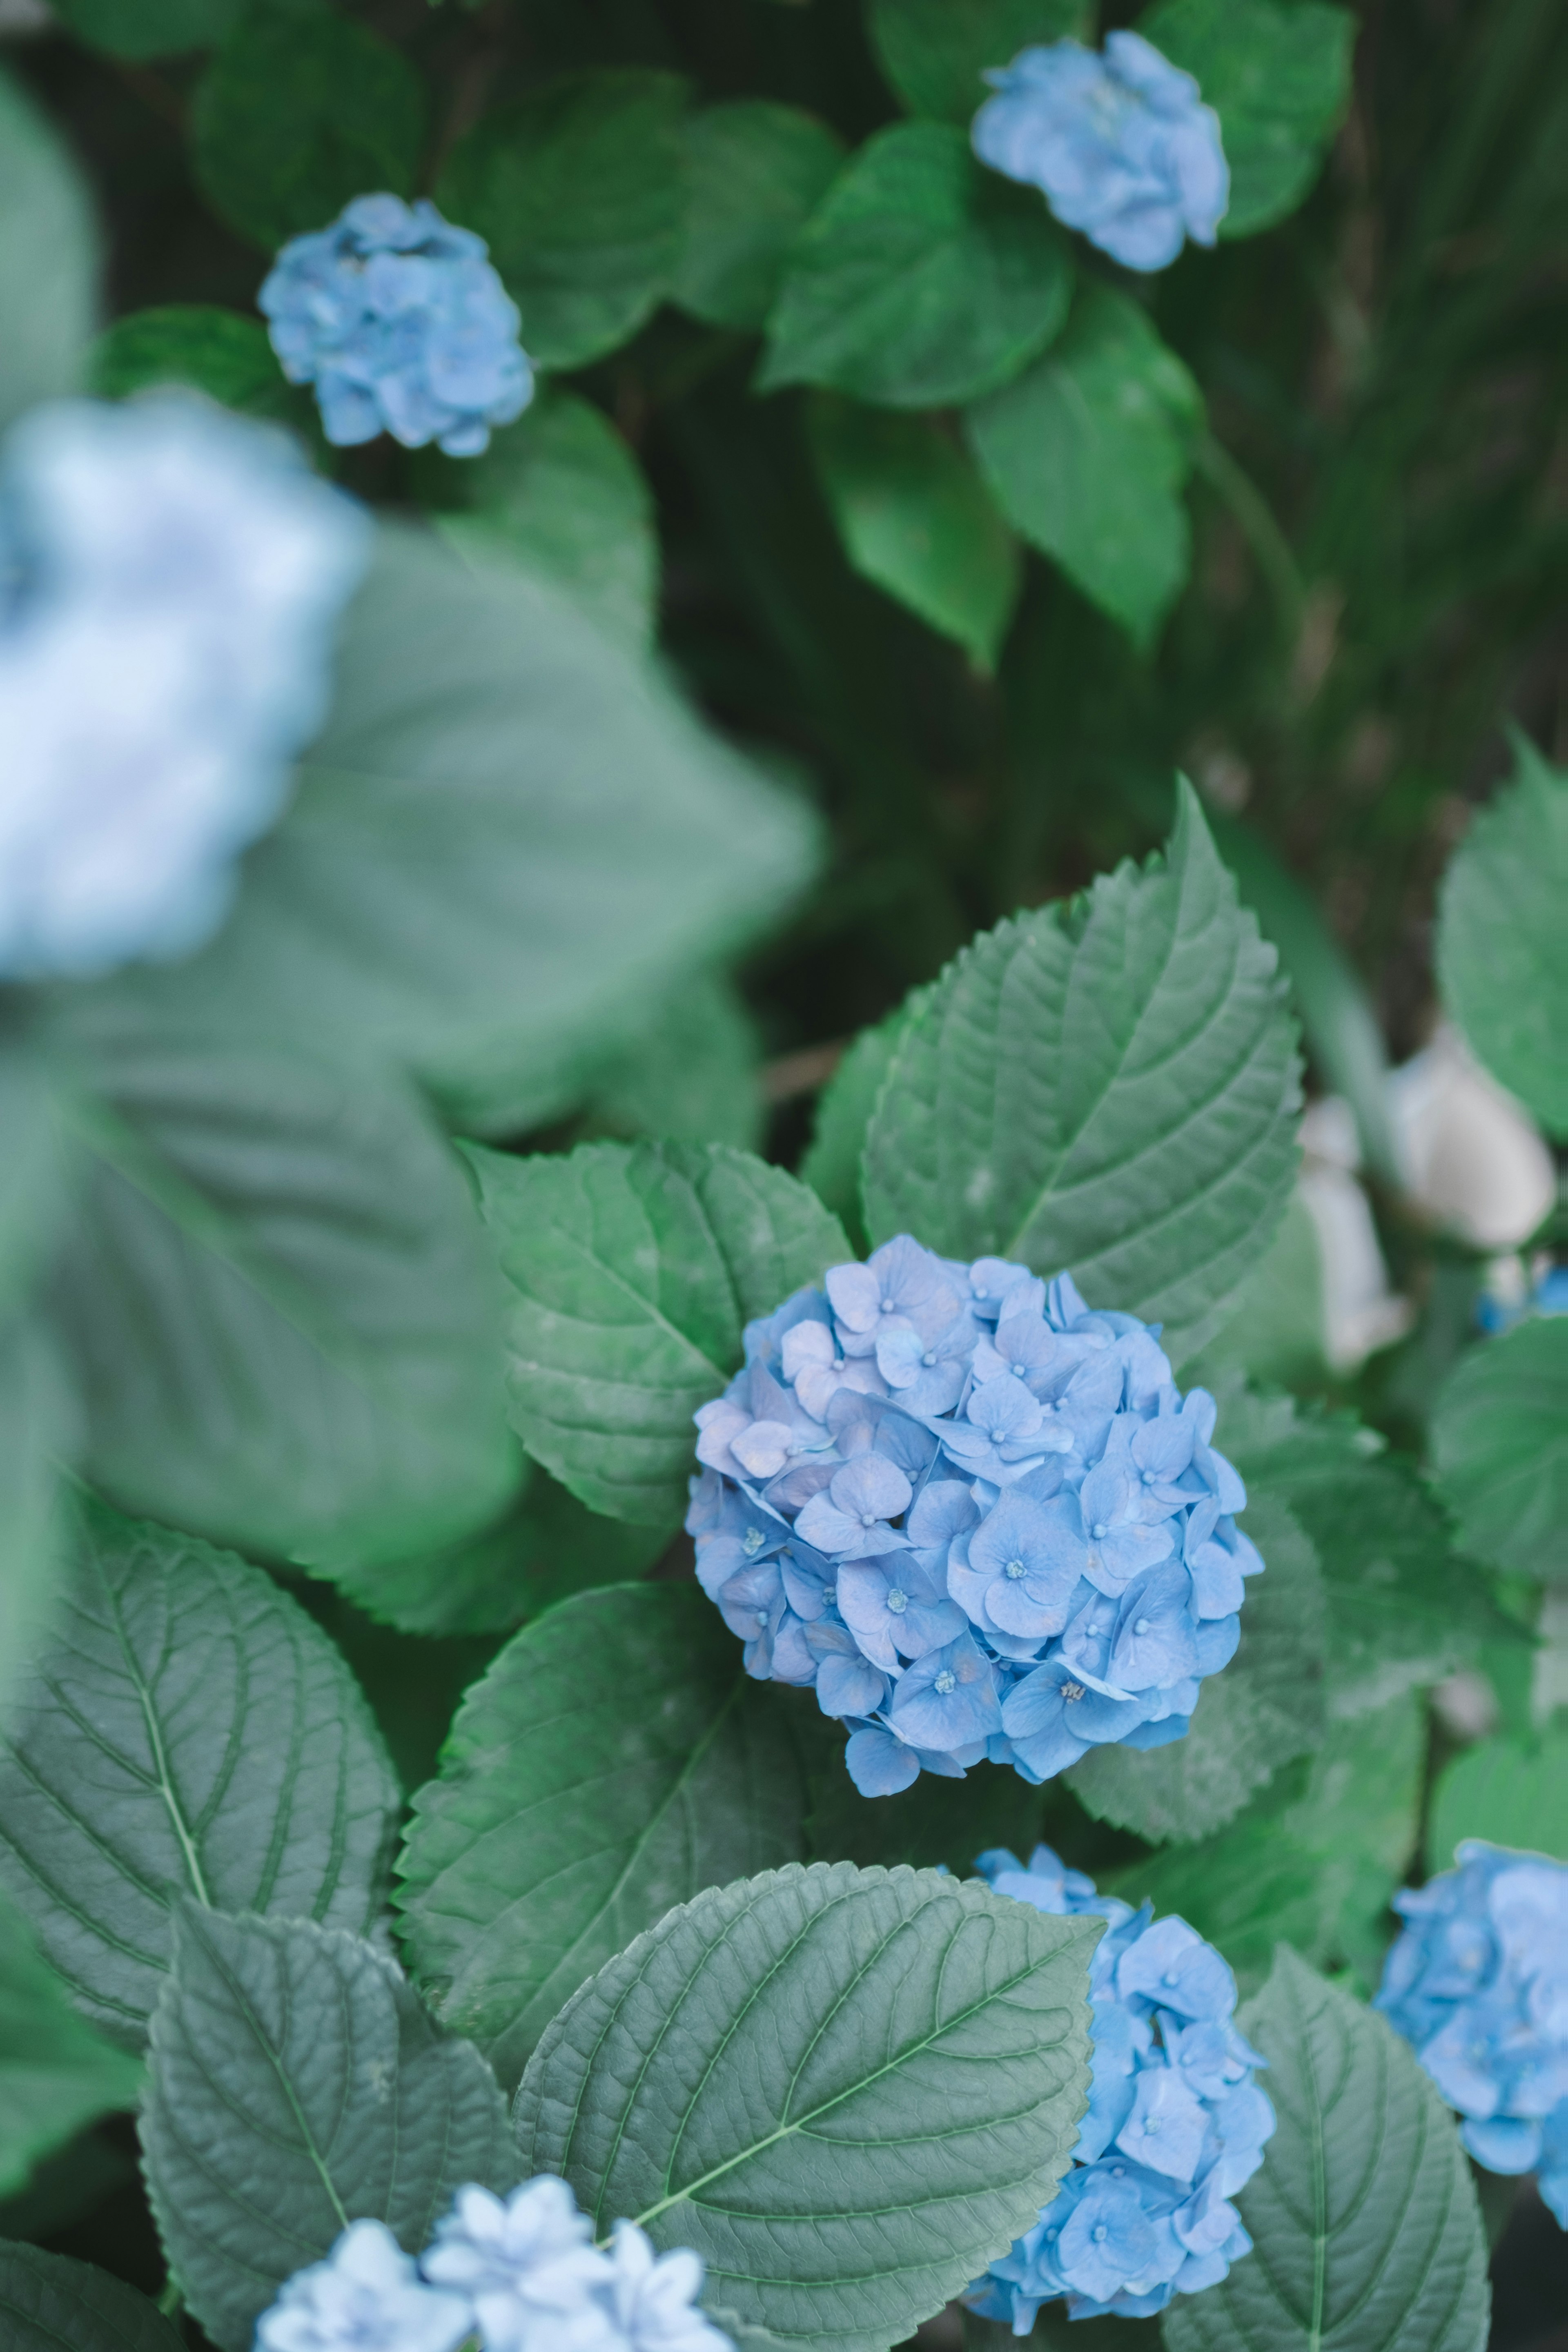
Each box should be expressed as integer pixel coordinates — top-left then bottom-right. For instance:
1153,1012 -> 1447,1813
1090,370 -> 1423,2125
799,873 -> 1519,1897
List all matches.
0,395 -> 368,978
256,2176 -> 732,2352
1375,1840 -> 1568,2225
686,1236 -> 1263,1799
971,32 -> 1229,272
261,194 -> 534,457
967,1846 -> 1273,2324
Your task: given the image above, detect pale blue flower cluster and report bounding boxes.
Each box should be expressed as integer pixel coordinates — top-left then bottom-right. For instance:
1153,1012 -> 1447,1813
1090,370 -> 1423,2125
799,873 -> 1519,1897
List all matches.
1376,1840 -> 1568,2226
0,396 -> 368,978
971,32 -> 1229,272
261,194 -> 533,457
686,1236 -> 1263,1798
967,1846 -> 1272,2324
256,2177 -> 732,2352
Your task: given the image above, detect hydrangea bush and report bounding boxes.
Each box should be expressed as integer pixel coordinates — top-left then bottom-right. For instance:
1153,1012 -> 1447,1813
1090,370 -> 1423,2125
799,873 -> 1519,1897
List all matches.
0,2 -> 1561,2348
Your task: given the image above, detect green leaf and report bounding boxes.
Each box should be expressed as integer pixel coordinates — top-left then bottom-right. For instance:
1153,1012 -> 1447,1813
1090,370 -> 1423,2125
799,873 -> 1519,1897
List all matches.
468,1139 -> 850,1525
675,101 -> 846,331
1178,1192 -> 1328,1392
0,72 -> 97,435
143,1905 -> 516,2352
1139,0 -> 1356,238
88,305 -> 312,434
1163,1948 -> 1488,2352
1431,1319 -> 1568,1580
799,1005 -> 918,1258
808,394 -> 1021,666
0,1321 -> 69,1729
47,1036 -> 514,1577
516,1861 -> 1097,2351
862,784 -> 1301,1361
397,1584 -> 808,2089
0,1499 -> 399,2049
0,1892 -> 142,2199
49,0 -> 243,58
0,2244 -> 181,2352
439,71 -> 688,371
802,1714 -> 1048,1872
1436,737 -> 1568,1137
760,122 -> 1072,409
579,973 -> 764,1153
75,528 -> 818,1099
1426,1722 -> 1568,1872
869,0 -> 1091,122
967,285 -> 1202,646
1066,1490 -> 1326,1842
325,1455 -> 671,1639
422,389 -> 656,656
190,0 -> 426,253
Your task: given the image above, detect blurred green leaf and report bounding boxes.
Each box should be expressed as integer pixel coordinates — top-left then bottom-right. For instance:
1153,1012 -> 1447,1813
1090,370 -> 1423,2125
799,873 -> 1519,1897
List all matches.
1065,1490 -> 1326,1842
0,2245 -> 180,2352
0,1323 -> 69,1730
467,1139 -> 849,1524
968,285 -> 1202,647
88,305 -> 311,434
869,0 -> 1090,122
863,785 -> 1302,1361
808,394 -> 1021,666
1430,1318 -> 1568,1580
48,1036 -> 515,1577
0,71 -> 97,436
1437,736 -> 1568,1138
1426,1721 -> 1568,1871
760,122 -> 1072,408
397,1583 -> 809,2090
191,0 -> 427,252
799,1004 -> 919,1258
1178,1191 -> 1328,1391
0,1891 -> 142,2201
50,0 -> 243,58
1139,0 -> 1357,238
439,71 -> 688,370
675,101 -> 845,331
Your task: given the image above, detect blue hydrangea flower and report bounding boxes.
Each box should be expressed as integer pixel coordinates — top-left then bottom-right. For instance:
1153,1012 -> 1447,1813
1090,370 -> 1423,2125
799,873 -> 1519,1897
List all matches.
0,395 -> 369,979
260,194 -> 534,457
686,1238 -> 1264,1797
971,31 -> 1229,272
256,2220 -> 473,2352
1375,1841 -> 1568,2227
967,1847 -> 1273,2324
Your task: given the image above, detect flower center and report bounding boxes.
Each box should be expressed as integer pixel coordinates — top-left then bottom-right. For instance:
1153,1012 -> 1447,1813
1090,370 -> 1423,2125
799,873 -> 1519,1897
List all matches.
934,1670 -> 956,1695
861,1511 -> 878,1527
880,1298 -> 896,1313
1062,1681 -> 1085,1702
1092,2224 -> 1108,2244
742,1527 -> 765,1555
1012,1361 -> 1028,1377
886,1588 -> 908,1614
1134,1617 -> 1150,1635
1004,1557 -> 1026,1579
1092,1521 -> 1108,1539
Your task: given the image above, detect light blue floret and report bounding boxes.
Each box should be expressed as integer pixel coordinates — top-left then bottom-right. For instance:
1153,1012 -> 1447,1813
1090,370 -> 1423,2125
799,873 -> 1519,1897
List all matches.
260,193 -> 534,457
1376,1840 -> 1568,2227
966,1848 -> 1273,2323
972,31 -> 1229,272
686,1236 -> 1264,1797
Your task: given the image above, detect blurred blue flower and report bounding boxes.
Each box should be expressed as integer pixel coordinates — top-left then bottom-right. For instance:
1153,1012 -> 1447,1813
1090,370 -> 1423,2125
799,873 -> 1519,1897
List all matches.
0,395 -> 368,980
1376,1840 -> 1568,2227
686,1237 -> 1263,1797
261,193 -> 533,457
256,2221 -> 472,2352
967,1847 -> 1272,2324
971,31 -> 1229,272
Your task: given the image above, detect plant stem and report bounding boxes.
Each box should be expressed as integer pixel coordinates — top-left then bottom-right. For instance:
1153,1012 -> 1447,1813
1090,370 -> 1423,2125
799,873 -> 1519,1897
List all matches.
1190,429 -> 1307,648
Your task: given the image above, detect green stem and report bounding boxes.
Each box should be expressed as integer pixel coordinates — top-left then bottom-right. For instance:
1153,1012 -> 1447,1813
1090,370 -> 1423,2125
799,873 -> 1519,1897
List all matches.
156,2278 -> 183,2321
1190,430 -> 1306,648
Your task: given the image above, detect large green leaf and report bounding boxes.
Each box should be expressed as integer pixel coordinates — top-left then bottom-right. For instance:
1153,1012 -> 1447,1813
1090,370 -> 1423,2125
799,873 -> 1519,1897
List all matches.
1065,1490 -> 1326,1842
143,1906 -> 516,2352
1436,739 -> 1568,1137
439,71 -> 688,370
398,1584 -> 808,2089
760,122 -> 1072,409
49,0 -> 243,58
1163,1949 -> 1489,2352
516,1861 -> 1098,2351
869,0 -> 1090,122
808,395 -> 1022,667
799,1003 -> 919,1258
675,102 -> 846,331
967,286 -> 1202,647
76,528 -> 818,1099
1178,1192 -> 1327,1392
0,72 -> 97,435
190,0 -> 427,252
423,389 -> 656,657
1426,1722 -> 1568,1872
1430,1320 -> 1568,1581
0,1892 -> 142,2199
89,305 -> 312,436
467,1140 -> 850,1524
0,1321 -> 69,1725
0,1500 -> 398,2049
862,785 -> 1301,1361
0,2244 -> 181,2352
